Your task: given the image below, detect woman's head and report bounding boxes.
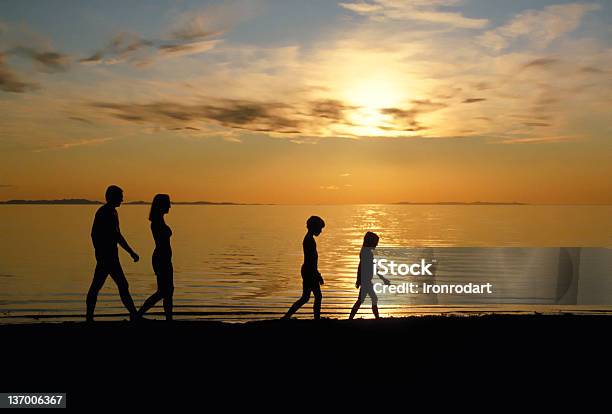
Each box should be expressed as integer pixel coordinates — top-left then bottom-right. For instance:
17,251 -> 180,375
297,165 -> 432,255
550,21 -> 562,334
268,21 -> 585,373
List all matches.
363,231 -> 379,248
306,215 -> 325,235
149,194 -> 171,221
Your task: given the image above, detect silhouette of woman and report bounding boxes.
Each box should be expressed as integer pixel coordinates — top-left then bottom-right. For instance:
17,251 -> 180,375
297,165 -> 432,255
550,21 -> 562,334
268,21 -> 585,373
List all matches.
137,194 -> 174,321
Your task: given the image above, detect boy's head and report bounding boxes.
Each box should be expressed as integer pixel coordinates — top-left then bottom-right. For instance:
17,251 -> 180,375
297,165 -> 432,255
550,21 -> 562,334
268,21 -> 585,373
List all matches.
105,185 -> 123,207
306,215 -> 325,236
363,231 -> 379,248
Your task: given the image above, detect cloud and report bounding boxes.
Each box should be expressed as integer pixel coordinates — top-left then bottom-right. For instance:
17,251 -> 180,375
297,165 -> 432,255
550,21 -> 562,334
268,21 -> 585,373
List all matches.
339,0 -> 489,28
78,1 -> 257,66
0,53 -> 38,92
0,184 -> 15,188
33,137 -> 115,152
478,3 -> 601,51
92,100 -> 308,134
169,0 -> 260,40
380,100 -> 447,131
79,32 -> 155,65
10,47 -> 70,72
0,22 -> 70,93
79,31 -> 221,67
500,135 -> 579,144
462,98 -> 486,104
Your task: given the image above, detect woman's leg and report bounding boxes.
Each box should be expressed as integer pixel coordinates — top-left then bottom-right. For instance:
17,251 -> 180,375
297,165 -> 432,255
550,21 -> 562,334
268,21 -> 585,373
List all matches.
138,291 -> 163,317
162,263 -> 174,321
137,257 -> 166,318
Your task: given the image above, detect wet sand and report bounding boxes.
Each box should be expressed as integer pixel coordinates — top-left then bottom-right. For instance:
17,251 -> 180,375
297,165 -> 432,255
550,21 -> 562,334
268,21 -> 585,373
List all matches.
2,314 -> 610,406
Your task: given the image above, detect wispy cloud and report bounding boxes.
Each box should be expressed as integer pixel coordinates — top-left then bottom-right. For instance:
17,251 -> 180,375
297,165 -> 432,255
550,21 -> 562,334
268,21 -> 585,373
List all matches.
0,22 -> 70,92
91,99 -> 356,135
0,52 -> 38,92
9,46 -> 70,72
478,3 -> 601,51
33,137 -> 115,152
79,1 -> 257,66
339,0 -> 489,28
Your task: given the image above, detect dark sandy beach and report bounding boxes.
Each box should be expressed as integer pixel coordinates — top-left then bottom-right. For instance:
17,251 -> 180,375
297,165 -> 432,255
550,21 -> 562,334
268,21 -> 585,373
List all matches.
2,314 -> 611,405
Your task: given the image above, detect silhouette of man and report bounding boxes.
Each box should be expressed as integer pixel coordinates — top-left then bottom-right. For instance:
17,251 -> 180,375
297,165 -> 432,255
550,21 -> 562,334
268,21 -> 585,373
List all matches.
283,216 -> 325,320
86,185 -> 139,322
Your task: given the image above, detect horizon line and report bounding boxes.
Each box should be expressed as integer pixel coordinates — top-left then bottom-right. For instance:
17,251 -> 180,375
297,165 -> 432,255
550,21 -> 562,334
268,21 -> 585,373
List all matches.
0,198 -> 611,206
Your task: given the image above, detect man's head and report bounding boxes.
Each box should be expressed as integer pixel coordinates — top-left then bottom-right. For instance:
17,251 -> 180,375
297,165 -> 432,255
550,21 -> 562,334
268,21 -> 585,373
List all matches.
306,215 -> 325,236
105,185 -> 124,207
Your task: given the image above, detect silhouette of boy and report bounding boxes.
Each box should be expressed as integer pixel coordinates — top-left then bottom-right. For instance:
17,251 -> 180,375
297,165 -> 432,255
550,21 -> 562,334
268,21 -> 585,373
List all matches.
283,216 -> 325,320
86,185 -> 139,322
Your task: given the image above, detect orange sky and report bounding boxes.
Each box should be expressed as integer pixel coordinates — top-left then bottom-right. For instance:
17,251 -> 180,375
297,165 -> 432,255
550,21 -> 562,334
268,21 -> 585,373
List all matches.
0,1 -> 611,204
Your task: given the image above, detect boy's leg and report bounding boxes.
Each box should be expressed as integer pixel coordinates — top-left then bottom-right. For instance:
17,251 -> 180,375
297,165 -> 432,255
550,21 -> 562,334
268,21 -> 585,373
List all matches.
312,283 -> 322,320
86,262 -> 109,322
283,280 -> 312,319
108,262 -> 138,318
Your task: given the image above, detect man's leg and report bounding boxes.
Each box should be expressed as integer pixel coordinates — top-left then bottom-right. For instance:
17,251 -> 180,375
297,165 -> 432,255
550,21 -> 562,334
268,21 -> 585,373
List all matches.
108,262 -> 138,319
86,262 -> 108,322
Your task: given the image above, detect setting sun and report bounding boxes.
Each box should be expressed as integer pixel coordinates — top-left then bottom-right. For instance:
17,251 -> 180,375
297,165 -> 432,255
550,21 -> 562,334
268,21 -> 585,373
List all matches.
338,74 -> 410,136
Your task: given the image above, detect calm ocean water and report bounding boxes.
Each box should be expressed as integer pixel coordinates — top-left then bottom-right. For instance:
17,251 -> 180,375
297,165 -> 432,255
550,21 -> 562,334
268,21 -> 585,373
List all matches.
1,204 -> 611,323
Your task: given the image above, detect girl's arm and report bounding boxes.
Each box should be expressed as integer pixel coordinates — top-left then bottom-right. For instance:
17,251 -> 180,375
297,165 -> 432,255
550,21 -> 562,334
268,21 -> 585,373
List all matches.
378,272 -> 391,285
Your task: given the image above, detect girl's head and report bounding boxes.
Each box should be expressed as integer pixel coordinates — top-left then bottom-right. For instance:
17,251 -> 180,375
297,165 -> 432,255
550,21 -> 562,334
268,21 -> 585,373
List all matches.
306,215 -> 325,236
363,231 -> 379,248
149,193 -> 171,221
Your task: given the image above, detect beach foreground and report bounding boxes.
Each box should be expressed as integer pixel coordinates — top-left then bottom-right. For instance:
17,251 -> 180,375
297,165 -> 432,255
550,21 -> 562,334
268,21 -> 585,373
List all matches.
2,314 -> 610,405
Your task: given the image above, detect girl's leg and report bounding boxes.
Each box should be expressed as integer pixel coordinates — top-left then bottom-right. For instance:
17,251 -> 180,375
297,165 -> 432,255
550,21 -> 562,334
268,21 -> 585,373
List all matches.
349,288 -> 366,319
349,298 -> 362,319
370,287 -> 379,319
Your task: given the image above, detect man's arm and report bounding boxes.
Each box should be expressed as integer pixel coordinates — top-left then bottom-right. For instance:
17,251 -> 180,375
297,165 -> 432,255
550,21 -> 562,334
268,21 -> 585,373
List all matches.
115,217 -> 139,262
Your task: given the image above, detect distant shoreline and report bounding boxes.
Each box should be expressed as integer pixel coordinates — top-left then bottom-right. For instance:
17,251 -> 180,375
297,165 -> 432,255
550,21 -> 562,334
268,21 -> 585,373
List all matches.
0,199 -> 610,206
394,201 -> 527,205
0,199 -> 268,206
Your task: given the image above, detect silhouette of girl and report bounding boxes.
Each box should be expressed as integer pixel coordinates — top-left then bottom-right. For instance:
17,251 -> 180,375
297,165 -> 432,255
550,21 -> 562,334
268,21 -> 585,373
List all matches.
137,194 -> 174,321
349,232 -> 390,319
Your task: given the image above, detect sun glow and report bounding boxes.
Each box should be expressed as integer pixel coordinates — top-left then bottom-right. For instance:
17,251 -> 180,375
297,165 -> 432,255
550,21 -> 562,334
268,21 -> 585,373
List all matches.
341,75 -> 408,136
